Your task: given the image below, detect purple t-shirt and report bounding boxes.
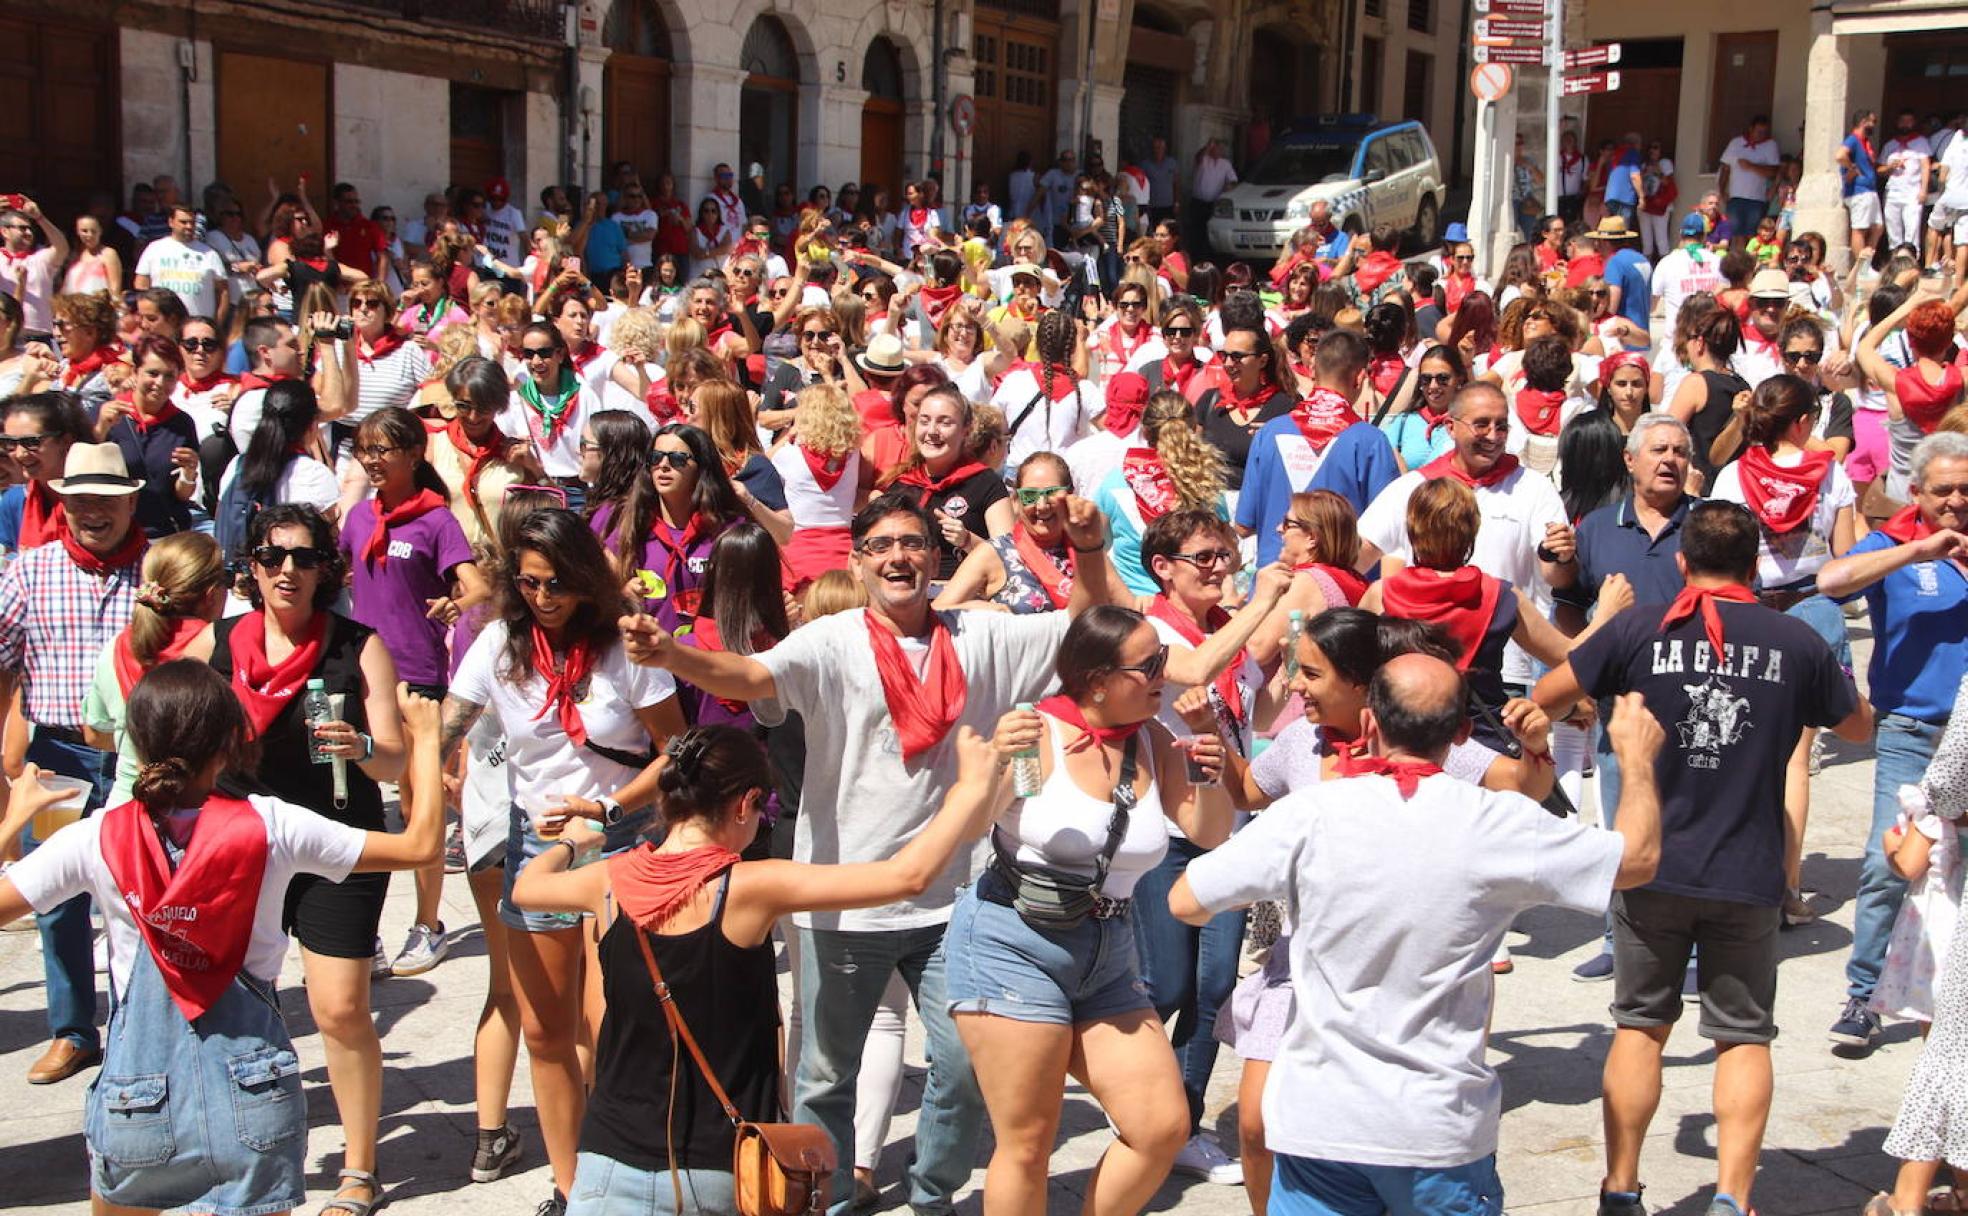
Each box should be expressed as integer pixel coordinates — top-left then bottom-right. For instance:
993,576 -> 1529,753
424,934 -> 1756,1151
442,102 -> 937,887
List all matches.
341,502 -> 475,686
589,503 -> 732,636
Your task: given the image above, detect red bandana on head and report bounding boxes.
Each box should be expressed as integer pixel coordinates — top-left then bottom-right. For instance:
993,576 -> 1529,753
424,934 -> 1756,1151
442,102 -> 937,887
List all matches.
1380,566 -> 1502,671
1120,448 -> 1180,521
1419,450 -> 1521,490
1660,583 -> 1757,657
1290,388 -> 1356,453
1035,694 -> 1135,753
99,797 -> 270,1021
865,610 -> 968,761
1736,446 -> 1835,534
360,488 -> 446,568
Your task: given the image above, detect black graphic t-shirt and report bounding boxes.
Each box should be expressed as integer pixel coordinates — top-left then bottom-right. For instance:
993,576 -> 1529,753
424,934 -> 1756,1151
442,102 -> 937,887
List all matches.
1568,600 -> 1858,907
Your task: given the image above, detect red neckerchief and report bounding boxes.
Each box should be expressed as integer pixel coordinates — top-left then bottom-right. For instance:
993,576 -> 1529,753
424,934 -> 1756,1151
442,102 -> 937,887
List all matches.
1445,273 -> 1476,314
113,617 -> 207,699
705,318 -> 736,349
98,797 -> 269,1021
1011,523 -> 1075,609
1878,504 -> 1936,544
1163,355 -> 1206,401
1035,694 -> 1135,753
356,329 -> 408,367
1353,251 -> 1403,295
237,370 -> 296,394
1290,387 -> 1356,453
900,459 -> 989,497
1120,448 -> 1180,521
865,610 -> 967,761
1036,363 -> 1081,402
648,512 -> 707,599
645,384 -> 682,424
800,443 -> 850,492
1380,566 -> 1501,671
688,617 -> 760,715
528,622 -> 594,746
298,256 -> 330,273
118,391 -> 183,435
18,480 -> 65,548
444,419 -> 515,511
360,487 -> 446,568
1660,582 -> 1757,657
696,219 -> 721,243
1854,130 -> 1877,162
909,206 -> 931,230
1145,594 -> 1247,728
609,845 -> 741,930
62,528 -> 146,578
228,610 -> 328,737
1217,377 -> 1282,419
0,247 -> 33,266
1296,561 -> 1369,606
1741,322 -> 1781,362
1736,446 -> 1835,535
569,340 -> 604,373
1103,322 -> 1153,366
1420,449 -> 1521,490
1343,754 -> 1444,798
1368,353 -> 1406,396
1898,362 -> 1966,432
919,283 -> 963,330
1515,387 -> 1566,437
60,342 -> 123,389
178,370 -> 237,395
1535,244 -> 1565,272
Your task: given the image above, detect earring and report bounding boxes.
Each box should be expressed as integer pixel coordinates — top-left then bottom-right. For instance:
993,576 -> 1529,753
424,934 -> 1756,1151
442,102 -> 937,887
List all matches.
1093,691 -> 1106,704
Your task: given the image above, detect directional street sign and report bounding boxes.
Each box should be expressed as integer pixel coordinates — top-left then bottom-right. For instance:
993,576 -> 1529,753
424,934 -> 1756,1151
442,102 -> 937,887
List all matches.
1474,43 -> 1551,66
1563,43 -> 1623,70
1475,16 -> 1550,40
1473,0 -> 1553,13
1561,70 -> 1622,96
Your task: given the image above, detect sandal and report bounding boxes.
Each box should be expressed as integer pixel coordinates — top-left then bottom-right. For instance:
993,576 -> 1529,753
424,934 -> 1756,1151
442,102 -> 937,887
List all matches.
317,1169 -> 386,1216
1928,1190 -> 1966,1215
1865,1193 -> 1921,1216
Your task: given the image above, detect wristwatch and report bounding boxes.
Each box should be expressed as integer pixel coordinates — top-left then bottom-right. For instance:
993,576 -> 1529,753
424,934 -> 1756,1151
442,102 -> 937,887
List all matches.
598,796 -> 626,828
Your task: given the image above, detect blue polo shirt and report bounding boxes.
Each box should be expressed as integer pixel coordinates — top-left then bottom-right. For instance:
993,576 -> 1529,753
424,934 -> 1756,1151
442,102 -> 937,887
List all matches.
1236,417 -> 1399,567
1605,248 -> 1652,332
1841,134 -> 1877,197
1830,530 -> 1968,722
1311,225 -> 1352,263
1555,493 -> 1695,611
581,216 -> 628,277
1605,149 -> 1643,206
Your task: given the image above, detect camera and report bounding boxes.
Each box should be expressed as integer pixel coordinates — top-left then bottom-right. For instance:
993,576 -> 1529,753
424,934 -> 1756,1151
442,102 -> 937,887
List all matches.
327,317 -> 355,341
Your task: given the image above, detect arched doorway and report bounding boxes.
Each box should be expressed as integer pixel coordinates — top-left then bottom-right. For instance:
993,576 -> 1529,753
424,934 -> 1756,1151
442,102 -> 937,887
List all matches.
860,39 -> 907,203
604,0 -> 674,182
739,16 -> 801,202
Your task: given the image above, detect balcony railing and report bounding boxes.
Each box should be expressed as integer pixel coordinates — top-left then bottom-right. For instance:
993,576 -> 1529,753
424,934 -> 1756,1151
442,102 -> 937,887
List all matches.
338,0 -> 566,42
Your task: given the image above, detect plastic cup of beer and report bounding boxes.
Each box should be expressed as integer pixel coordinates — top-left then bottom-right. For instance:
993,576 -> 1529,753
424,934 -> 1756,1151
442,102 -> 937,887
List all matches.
28,775 -> 94,842
523,792 -> 574,839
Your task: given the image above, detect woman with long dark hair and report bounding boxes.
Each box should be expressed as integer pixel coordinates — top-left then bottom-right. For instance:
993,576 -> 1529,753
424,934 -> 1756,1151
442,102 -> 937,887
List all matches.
1194,325 -> 1293,498
0,664 -> 443,1216
1556,351 -> 1651,522
442,507 -> 687,1216
1378,344 -> 1466,471
184,504 -> 410,1216
503,321 -> 605,511
1667,307 -> 1750,490
216,380 -> 339,560
597,422 -> 746,636
579,411 -> 655,531
678,521 -> 792,730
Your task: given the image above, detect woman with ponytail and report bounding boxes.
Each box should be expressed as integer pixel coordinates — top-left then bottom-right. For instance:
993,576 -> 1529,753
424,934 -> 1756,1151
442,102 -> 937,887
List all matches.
83,533 -> 228,801
0,662 -> 443,1216
990,309 -> 1105,474
1092,389 -> 1232,595
510,720 -> 1010,1216
215,380 -> 339,560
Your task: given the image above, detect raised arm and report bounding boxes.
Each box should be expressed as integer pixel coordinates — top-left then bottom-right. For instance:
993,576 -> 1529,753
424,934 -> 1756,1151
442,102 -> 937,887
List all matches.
1162,562 -> 1293,688
620,613 -> 779,702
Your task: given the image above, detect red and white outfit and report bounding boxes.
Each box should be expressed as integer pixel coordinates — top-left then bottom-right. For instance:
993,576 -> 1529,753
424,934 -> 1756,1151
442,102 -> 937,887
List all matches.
770,442 -> 859,590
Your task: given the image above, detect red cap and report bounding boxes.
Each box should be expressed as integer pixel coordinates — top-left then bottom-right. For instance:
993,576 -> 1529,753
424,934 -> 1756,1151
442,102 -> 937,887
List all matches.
1101,371 -> 1150,435
484,177 -> 511,201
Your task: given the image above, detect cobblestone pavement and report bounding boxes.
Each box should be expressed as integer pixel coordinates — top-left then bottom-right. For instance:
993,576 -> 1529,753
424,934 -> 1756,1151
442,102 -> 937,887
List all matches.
0,624 -> 1923,1216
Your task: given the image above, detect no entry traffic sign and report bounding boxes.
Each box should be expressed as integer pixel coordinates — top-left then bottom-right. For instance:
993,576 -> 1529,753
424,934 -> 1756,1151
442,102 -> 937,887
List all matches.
1469,62 -> 1515,102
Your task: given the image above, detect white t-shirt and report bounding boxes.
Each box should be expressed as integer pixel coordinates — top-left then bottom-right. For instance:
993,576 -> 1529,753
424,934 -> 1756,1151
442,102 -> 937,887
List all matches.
1710,454 -> 1857,589
755,606 -> 1072,930
483,203 -> 530,266
347,339 -> 430,428
1183,771 -> 1622,1168
1720,136 -> 1782,203
1650,246 -> 1725,341
1358,464 -> 1566,684
1940,135 -> 1968,210
8,796 -> 365,994
0,246 -> 60,333
1064,427 -> 1136,502
218,453 -> 340,515
1883,135 -> 1934,203
615,209 -> 661,268
770,443 -> 858,529
451,620 -> 677,807
498,375 -> 608,478
1192,154 -> 1239,202
135,236 -> 227,317
991,367 -> 1104,475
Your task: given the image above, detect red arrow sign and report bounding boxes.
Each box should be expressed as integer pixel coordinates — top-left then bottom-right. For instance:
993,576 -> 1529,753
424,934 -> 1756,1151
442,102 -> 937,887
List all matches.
1563,43 -> 1623,69
1474,44 -> 1551,66
1476,16 -> 1549,40
1561,70 -> 1622,96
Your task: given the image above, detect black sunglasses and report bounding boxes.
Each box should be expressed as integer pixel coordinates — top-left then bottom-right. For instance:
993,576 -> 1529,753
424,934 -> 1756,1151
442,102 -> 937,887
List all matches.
521,346 -> 558,360
514,573 -> 569,595
1112,644 -> 1170,682
180,337 -> 222,353
0,435 -> 49,452
649,450 -> 695,469
252,544 -> 326,571
1783,349 -> 1824,366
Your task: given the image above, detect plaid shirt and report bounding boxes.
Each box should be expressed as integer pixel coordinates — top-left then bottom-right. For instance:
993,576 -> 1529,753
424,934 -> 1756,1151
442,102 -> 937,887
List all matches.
0,541 -> 140,728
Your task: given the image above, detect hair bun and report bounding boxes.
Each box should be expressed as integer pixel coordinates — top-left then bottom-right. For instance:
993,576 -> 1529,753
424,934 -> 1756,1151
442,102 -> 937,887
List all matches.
133,755 -> 194,807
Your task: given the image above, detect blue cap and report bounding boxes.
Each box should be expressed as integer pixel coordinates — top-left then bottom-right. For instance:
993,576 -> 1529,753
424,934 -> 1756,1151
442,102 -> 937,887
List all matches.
1680,213 -> 1707,236
1444,221 -> 1469,243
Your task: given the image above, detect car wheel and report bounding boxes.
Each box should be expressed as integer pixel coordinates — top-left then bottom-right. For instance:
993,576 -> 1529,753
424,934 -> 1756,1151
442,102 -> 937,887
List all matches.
1411,197 -> 1440,252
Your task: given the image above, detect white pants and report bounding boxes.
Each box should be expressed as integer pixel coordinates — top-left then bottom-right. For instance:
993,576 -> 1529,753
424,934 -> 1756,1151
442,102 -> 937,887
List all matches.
1885,197 -> 1925,250
1640,209 -> 1672,261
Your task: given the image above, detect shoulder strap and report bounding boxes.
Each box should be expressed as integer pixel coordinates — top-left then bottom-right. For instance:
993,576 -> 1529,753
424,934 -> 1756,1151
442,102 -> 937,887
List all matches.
633,926 -> 743,1127
1008,387 -> 1047,438
1089,733 -> 1141,892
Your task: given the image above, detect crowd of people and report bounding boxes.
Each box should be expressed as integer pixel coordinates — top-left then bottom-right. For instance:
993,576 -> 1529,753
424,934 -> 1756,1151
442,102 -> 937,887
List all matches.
0,128 -> 1965,1216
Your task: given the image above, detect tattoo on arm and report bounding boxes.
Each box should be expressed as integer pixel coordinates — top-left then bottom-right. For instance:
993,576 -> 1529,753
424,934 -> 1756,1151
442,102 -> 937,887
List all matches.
438,696 -> 484,764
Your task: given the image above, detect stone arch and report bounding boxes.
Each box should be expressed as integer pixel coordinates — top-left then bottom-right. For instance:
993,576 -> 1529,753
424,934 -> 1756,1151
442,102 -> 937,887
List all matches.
593,0 -> 692,63
598,0 -> 692,182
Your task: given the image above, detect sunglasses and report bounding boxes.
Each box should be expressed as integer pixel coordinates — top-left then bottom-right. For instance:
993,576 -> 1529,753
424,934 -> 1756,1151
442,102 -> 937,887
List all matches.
179,337 -> 222,353
1453,255 -> 1475,263
1783,349 -> 1824,365
1112,644 -> 1170,681
0,434 -> 49,452
1416,372 -> 1454,387
857,533 -> 931,556
516,572 -> 578,598
521,346 -> 558,360
1171,548 -> 1239,570
452,397 -> 501,415
1014,485 -> 1067,505
800,330 -> 835,342
649,449 -> 695,469
1219,350 -> 1263,363
1116,299 -> 1146,311
252,544 -> 325,571
1162,325 -> 1196,338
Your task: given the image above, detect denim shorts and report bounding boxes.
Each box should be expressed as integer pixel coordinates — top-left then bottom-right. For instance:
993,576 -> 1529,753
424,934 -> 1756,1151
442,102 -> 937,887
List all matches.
498,801 -> 648,933
1272,1152 -> 1503,1216
567,1152 -> 734,1216
943,869 -> 1154,1025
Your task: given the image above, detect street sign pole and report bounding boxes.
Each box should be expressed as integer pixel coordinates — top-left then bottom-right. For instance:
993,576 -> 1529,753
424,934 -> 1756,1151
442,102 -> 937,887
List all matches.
1544,0 -> 1561,216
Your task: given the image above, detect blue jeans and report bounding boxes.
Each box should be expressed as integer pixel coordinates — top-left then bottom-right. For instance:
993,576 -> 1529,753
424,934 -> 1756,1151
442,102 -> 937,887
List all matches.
24,730 -> 115,1050
568,1152 -> 734,1216
1132,836 -> 1245,1131
791,924 -> 982,1215
1848,714 -> 1942,1001
1726,197 -> 1767,243
1786,593 -> 1853,674
1605,199 -> 1638,224
1271,1152 -> 1504,1216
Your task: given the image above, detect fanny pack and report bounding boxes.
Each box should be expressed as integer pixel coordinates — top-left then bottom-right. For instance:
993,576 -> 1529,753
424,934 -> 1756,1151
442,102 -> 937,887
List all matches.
986,733 -> 1138,931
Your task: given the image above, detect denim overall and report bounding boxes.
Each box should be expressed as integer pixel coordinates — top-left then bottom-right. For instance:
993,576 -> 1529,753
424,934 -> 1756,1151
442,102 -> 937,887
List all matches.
86,944 -> 306,1216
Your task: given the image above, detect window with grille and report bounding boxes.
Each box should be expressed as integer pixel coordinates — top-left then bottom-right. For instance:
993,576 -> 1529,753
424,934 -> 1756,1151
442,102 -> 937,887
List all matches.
974,33 -> 999,99
1408,0 -> 1430,33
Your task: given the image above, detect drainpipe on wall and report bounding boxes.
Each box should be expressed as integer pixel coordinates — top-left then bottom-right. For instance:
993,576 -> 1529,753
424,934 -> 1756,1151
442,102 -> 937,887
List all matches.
562,2 -> 580,188
931,0 -> 947,180
180,8 -> 197,190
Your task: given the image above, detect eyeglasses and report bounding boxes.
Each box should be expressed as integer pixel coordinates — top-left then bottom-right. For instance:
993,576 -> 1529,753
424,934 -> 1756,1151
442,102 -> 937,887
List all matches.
1783,349 -> 1824,366
1219,350 -> 1263,363
1116,299 -> 1145,311
800,330 -> 835,343
732,267 -> 759,278
452,397 -> 501,416
520,346 -> 558,360
1279,517 -> 1314,534
354,445 -> 402,460
1112,644 -> 1170,681
860,290 -> 882,301
1456,417 -> 1510,435
1170,548 -> 1239,570
349,299 -> 384,312
0,434 -> 49,452
252,544 -> 325,571
179,337 -> 222,353
1416,372 -> 1454,387
857,534 -> 931,556
1453,255 -> 1475,263
649,449 -> 695,469
1013,485 -> 1067,505
1162,325 -> 1196,338
1752,298 -> 1787,311
514,573 -> 570,595
767,288 -> 789,300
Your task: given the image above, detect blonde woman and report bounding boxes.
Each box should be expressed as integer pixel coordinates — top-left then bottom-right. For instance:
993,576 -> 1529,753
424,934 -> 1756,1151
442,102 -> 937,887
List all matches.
770,381 -> 864,589
598,306 -> 667,415
830,287 -> 871,356
471,280 -> 510,363
415,324 -> 483,412
1090,388 -> 1230,595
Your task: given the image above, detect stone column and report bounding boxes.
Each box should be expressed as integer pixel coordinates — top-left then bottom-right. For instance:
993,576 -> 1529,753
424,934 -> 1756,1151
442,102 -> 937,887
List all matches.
574,46 -> 610,193
671,62 -> 749,205
814,82 -> 869,198
1797,7 -> 1851,270
1087,82 -> 1127,166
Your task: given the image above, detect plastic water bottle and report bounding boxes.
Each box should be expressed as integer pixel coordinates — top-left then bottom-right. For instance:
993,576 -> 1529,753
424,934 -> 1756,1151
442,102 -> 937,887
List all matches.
304,679 -> 334,765
1283,609 -> 1306,683
1010,701 -> 1043,798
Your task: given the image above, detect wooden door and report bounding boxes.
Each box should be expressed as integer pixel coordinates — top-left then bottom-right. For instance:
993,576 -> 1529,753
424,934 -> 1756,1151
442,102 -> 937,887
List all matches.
605,54 -> 672,182
218,51 -> 329,202
972,13 -> 1059,201
860,100 -> 905,201
0,16 -> 117,223
1707,31 -> 1777,172
1585,68 -> 1682,162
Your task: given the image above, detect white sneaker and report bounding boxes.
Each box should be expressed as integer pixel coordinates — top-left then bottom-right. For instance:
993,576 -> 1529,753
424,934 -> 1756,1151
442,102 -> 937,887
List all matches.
1171,1132 -> 1244,1185
390,922 -> 449,977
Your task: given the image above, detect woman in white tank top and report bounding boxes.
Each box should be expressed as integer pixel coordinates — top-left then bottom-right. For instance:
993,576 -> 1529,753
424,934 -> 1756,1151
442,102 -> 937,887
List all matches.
944,605 -> 1234,1213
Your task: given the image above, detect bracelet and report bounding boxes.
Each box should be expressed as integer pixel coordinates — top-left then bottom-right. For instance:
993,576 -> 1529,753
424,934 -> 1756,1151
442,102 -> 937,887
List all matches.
1524,747 -> 1556,768
547,838 -> 578,864
1072,542 -> 1105,554
358,732 -> 374,762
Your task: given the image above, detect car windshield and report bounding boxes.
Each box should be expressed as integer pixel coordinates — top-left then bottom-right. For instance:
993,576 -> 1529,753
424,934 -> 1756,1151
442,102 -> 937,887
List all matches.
1246,140 -> 1358,186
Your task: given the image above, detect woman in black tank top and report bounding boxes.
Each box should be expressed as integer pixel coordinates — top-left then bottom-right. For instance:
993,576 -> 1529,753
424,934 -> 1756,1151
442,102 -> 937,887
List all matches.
511,722 -> 1012,1216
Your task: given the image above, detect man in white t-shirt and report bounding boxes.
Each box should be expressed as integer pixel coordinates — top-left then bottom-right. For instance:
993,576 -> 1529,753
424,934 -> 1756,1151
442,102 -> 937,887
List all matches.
228,316 -> 354,452
1036,150 -> 1079,246
1650,214 -> 1727,341
1881,110 -> 1934,252
480,177 -> 529,268
0,197 -> 68,338
134,205 -> 227,322
1356,382 -> 1568,690
1717,116 -> 1782,252
620,492 -> 1122,1214
1170,656 -> 1664,1216
1933,114 -> 1968,280
1188,138 -> 1239,256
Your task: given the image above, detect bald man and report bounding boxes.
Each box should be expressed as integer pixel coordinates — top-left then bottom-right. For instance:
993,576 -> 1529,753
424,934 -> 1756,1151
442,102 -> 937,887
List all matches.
1171,655 -> 1666,1215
